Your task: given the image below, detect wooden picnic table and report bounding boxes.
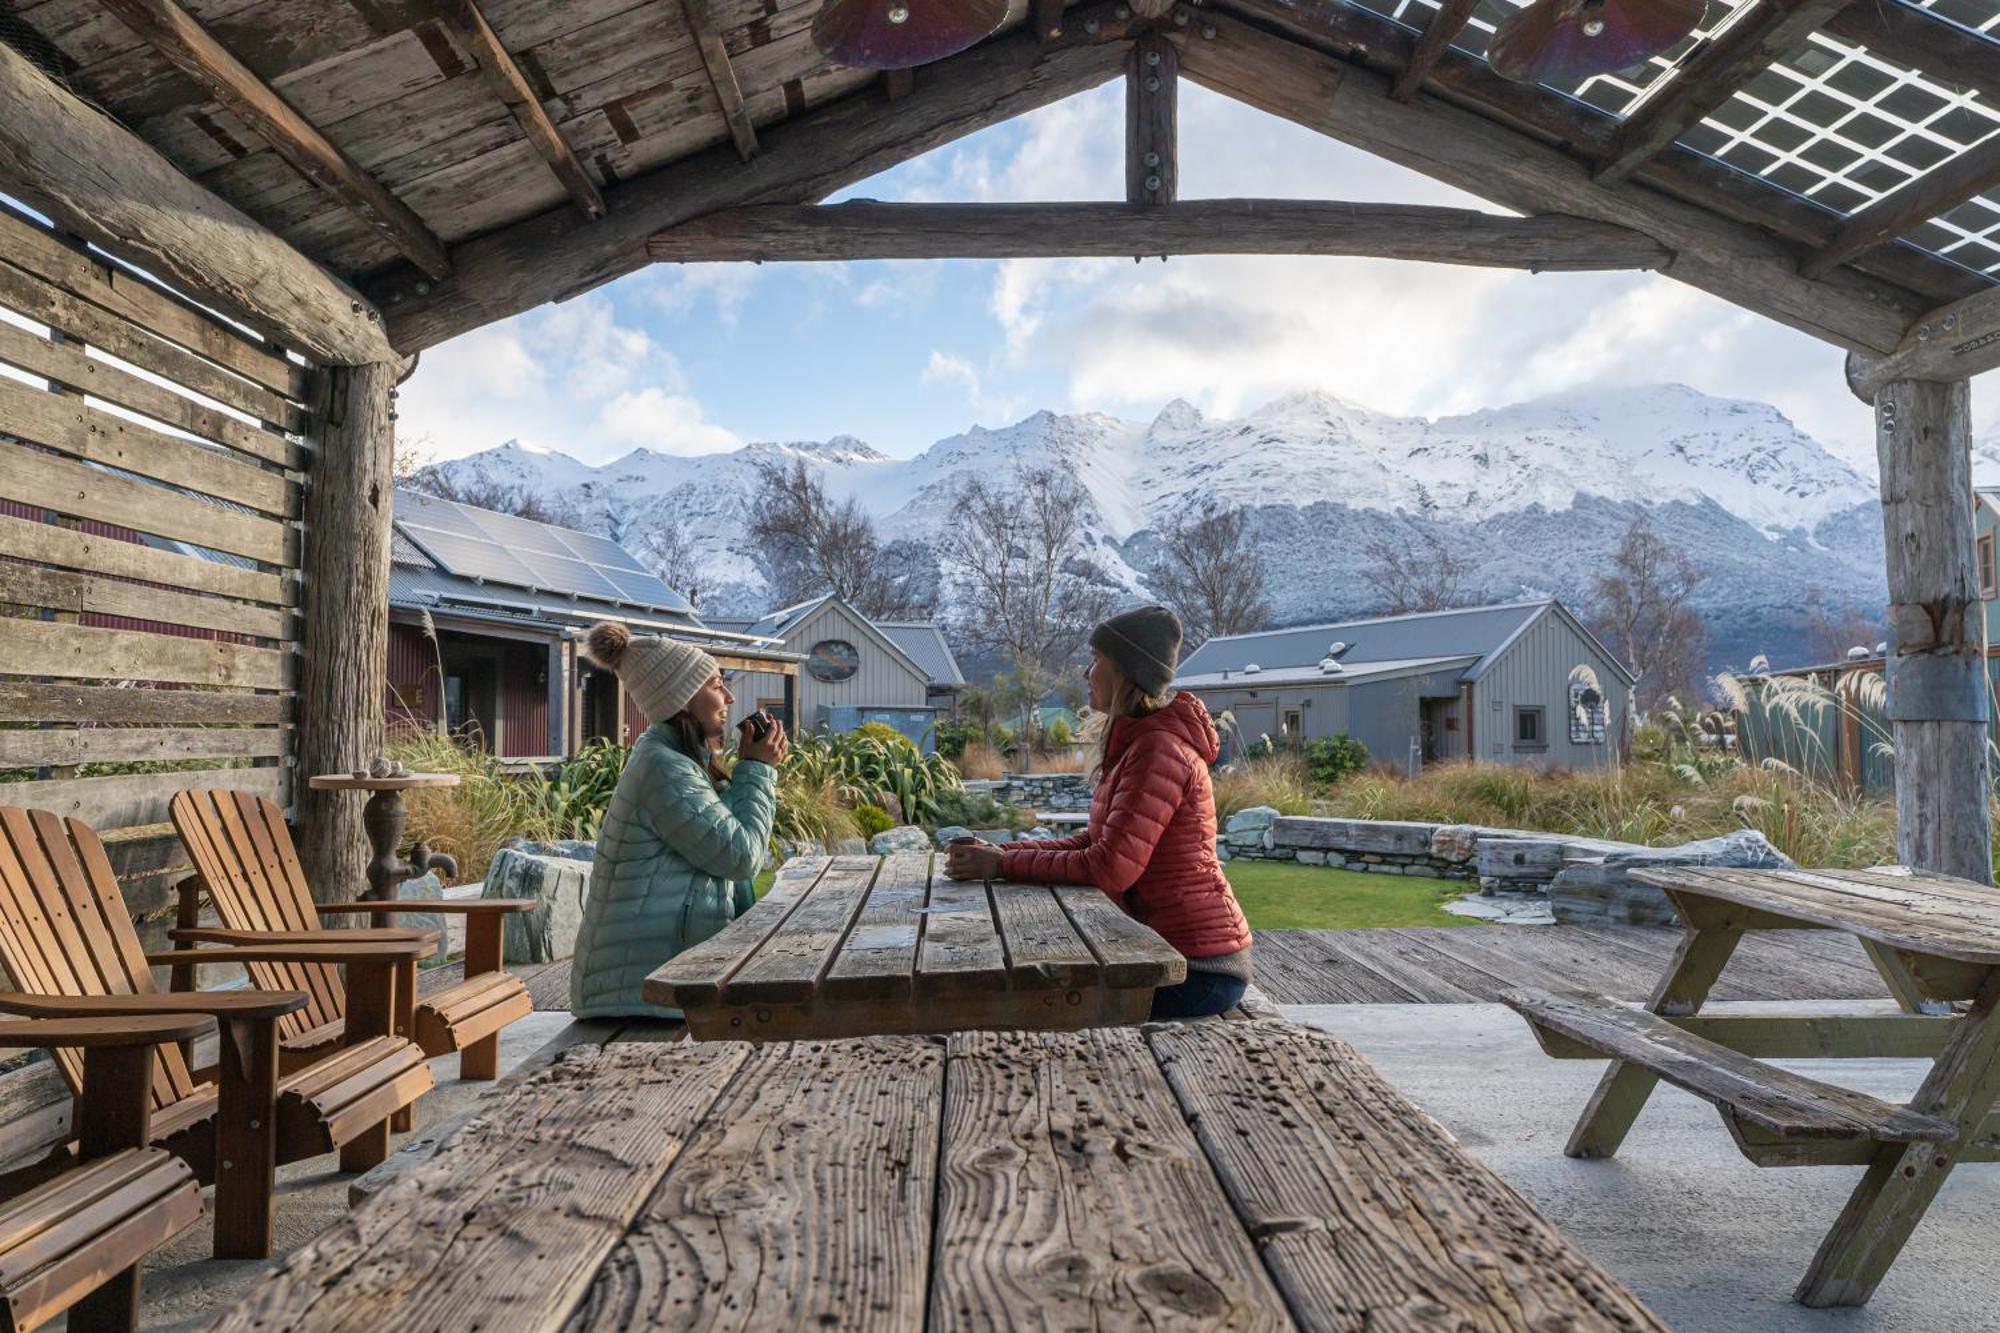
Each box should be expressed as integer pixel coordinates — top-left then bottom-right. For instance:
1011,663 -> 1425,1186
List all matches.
645,853 -> 1189,1041
210,1020 -> 1665,1331
1503,864 -> 2000,1309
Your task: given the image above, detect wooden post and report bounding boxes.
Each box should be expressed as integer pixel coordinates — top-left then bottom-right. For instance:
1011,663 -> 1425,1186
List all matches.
547,638 -> 567,758
1126,34 -> 1177,205
1874,378 -> 1992,885
297,362 -> 397,903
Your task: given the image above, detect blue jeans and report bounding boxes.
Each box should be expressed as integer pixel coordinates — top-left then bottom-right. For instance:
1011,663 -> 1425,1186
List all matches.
1149,970 -> 1248,1020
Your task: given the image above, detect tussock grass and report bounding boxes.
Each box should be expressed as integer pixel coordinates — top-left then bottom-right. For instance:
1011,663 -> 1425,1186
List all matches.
1213,752 -> 1313,820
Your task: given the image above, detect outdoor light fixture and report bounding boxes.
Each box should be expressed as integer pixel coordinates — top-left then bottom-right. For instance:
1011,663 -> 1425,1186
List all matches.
1487,0 -> 1701,84
812,0 -> 1007,70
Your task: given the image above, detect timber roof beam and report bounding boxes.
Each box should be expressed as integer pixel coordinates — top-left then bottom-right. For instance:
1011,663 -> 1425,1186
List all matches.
1822,1 -> 2000,106
1594,0 -> 1860,186
1803,136 -> 2000,280
97,0 -> 453,280
680,0 -> 760,163
1127,34 -> 1177,204
434,0 -> 606,220
1390,0 -> 1480,103
645,199 -> 1675,266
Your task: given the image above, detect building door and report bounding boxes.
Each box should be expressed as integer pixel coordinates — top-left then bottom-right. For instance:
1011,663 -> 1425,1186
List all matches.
1419,698 -> 1447,764
580,667 -> 621,745
444,656 -> 497,749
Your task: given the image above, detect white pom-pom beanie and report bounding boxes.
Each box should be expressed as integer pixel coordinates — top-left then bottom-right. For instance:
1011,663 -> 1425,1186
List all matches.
583,622 -> 718,725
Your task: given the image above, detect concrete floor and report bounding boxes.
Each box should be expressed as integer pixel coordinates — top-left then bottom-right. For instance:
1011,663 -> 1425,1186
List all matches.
1286,1001 -> 2000,1333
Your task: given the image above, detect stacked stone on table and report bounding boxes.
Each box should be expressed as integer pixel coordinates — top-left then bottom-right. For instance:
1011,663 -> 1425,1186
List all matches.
483,840 -> 593,964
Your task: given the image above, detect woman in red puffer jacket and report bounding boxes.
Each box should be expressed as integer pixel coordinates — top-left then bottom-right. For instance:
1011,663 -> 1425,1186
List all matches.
946,606 -> 1252,1018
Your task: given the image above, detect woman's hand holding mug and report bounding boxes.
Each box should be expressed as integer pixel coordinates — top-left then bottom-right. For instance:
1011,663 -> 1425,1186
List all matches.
944,836 -> 1002,883
737,713 -> 789,767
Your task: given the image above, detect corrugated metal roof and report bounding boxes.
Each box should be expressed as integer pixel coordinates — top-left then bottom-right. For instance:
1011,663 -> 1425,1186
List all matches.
876,622 -> 965,687
388,564 -> 704,633
1178,601 -> 1553,677
1176,655 -> 1481,690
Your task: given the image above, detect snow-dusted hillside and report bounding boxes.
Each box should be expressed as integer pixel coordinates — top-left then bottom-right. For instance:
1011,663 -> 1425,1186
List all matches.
411,383 -> 1915,673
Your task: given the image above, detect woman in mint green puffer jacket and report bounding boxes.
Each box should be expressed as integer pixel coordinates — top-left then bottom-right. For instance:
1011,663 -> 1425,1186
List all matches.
569,622 -> 789,1020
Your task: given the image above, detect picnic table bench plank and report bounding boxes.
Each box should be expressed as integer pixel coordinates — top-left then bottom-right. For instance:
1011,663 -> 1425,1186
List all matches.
1051,885 -> 1186,989
915,876 -> 1010,998
571,1035 -> 942,1331
208,1043 -> 750,1333
646,856 -> 831,1008
931,1027 -> 1291,1331
720,856 -> 880,1006
822,851 -> 932,1001
1149,1021 -> 1672,1331
988,884 -> 1101,990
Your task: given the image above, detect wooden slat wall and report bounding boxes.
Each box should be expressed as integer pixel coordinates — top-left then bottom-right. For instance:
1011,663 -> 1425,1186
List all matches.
0,202 -> 311,919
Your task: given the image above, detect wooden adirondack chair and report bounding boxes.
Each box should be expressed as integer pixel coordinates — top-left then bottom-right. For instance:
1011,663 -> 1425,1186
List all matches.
170,789 -> 535,1085
0,807 -> 435,1260
0,1011 -> 210,1333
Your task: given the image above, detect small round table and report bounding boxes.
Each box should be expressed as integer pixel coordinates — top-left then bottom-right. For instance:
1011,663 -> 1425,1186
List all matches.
308,772 -> 460,902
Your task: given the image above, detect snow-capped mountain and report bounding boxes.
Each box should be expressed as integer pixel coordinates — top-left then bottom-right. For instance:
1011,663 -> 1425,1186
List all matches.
411,383 -> 1934,674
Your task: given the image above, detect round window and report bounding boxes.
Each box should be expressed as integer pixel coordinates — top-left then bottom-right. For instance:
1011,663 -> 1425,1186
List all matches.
806,639 -> 860,682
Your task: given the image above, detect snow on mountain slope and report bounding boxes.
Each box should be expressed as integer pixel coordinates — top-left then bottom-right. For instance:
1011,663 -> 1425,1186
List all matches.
409,383 -> 1891,669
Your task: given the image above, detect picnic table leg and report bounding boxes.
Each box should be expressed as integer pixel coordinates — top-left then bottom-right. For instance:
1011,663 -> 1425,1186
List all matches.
1796,969 -> 2000,1307
1859,939 -> 1949,1016
1566,923 -> 1742,1159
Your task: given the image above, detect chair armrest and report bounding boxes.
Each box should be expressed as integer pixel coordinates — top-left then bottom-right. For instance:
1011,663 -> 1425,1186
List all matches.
315,899 -> 538,915
170,926 -> 440,948
0,990 -> 310,1022
0,1011 -> 214,1049
145,939 -> 432,967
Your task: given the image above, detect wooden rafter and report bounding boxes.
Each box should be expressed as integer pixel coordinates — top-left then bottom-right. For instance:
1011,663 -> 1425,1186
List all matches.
645,200 -> 1674,267
1823,1 -> 2000,107
435,0 -> 606,220
96,0 -> 452,281
364,6 -> 1146,352
1803,136 -> 2000,279
680,0 -> 759,163
1595,0 -> 1858,185
1177,9 -> 1918,355
1390,0 -> 1480,103
0,38 -> 390,364
1034,0 -> 1067,41
1127,34 -> 1177,204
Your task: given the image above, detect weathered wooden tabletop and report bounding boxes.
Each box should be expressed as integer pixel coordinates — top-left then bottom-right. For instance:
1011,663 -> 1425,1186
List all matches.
211,1021 -> 1665,1332
645,853 -> 1188,1042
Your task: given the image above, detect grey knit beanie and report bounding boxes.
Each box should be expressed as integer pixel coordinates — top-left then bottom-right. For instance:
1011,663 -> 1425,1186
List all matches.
583,622 -> 718,725
1090,605 -> 1182,696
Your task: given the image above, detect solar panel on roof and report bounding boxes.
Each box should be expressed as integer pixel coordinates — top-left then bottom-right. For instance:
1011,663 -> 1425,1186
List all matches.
517,551 -> 627,602
553,529 -> 648,571
606,567 -> 694,612
403,528 -> 541,586
470,507 -> 575,556
395,490 -> 696,611
397,493 -> 488,538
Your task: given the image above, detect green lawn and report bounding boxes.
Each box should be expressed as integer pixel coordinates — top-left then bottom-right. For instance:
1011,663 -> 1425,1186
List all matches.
755,858 -> 1473,930
1223,860 -> 1479,929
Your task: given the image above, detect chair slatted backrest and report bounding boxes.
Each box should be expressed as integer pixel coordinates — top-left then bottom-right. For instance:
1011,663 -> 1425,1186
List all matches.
170,790 -> 345,1043
0,808 -> 199,1111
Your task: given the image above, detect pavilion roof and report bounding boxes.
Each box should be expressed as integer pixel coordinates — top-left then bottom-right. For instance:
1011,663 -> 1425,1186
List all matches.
2,0 -> 1994,379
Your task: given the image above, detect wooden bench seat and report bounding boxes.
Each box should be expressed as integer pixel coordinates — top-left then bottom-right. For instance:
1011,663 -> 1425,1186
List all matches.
1505,989 -> 1954,1145
0,1147 -> 198,1333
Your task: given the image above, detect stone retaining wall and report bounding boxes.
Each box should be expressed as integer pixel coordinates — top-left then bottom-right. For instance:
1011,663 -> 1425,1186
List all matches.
1216,809 -> 1794,924
966,772 -> 1093,813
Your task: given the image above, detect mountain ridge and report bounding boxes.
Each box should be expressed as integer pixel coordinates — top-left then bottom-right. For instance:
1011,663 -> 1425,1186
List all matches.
412,383 -> 1986,675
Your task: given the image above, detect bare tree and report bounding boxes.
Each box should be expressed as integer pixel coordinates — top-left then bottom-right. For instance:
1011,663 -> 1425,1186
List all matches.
745,458 -> 932,617
1590,518 -> 1708,714
937,467 -> 1116,755
1361,527 -> 1470,615
629,522 -> 706,611
1147,500 -> 1271,648
1800,585 -> 1883,665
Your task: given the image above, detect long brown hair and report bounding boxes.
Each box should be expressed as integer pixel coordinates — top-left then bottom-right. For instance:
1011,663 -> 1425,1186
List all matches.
1091,657 -> 1172,778
659,709 -> 730,788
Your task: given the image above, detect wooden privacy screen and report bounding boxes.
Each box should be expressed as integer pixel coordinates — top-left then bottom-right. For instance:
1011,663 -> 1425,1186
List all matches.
0,202 -> 313,922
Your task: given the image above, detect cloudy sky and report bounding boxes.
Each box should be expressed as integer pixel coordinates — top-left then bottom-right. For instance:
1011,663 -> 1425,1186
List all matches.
398,81 -> 1997,473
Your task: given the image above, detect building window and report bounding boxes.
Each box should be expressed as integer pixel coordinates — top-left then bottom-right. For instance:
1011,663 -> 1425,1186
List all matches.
1569,666 -> 1607,745
1514,706 -> 1546,749
1980,534 -> 1997,601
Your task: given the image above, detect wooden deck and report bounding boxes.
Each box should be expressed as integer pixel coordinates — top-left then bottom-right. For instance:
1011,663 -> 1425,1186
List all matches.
1249,926 -> 1894,1005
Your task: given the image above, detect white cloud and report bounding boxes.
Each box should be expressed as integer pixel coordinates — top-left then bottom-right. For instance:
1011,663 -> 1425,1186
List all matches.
922,349 -> 981,397
637,262 -> 761,326
399,290 -> 736,463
